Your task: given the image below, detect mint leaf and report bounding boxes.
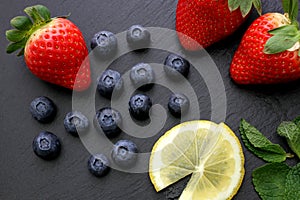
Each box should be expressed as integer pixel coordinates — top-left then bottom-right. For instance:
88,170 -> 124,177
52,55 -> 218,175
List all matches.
252,163 -> 290,200
277,121 -> 300,159
285,163 -> 300,199
240,119 -> 287,162
293,116 -> 300,127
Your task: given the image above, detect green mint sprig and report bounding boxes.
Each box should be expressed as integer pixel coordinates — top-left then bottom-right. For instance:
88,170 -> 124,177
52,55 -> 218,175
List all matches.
253,163 -> 300,200
239,117 -> 300,200
277,121 -> 300,159
239,119 -> 291,163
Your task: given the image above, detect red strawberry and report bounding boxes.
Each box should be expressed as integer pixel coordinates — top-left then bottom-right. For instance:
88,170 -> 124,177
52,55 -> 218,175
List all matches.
6,5 -> 91,91
176,0 -> 262,50
230,0 -> 300,84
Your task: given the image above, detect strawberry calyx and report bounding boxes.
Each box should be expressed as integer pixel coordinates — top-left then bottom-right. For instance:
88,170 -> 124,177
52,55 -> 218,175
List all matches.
6,5 -> 58,56
264,0 -> 300,56
228,0 -> 262,17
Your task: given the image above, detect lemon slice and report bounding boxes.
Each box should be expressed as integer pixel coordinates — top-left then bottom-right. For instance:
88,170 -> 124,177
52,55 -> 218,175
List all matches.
149,120 -> 245,200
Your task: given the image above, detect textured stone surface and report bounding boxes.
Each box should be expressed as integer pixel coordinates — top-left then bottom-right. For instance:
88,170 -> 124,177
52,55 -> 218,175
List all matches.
0,0 -> 299,199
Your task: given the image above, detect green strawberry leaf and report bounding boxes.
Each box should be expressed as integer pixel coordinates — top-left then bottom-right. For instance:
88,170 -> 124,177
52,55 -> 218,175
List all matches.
285,163 -> 300,199
6,29 -> 27,43
282,0 -> 299,22
277,121 -> 300,159
264,24 -> 300,54
228,0 -> 262,17
253,0 -> 262,16
228,0 -> 240,12
6,38 -> 27,54
34,5 -> 51,21
264,0 -> 300,55
252,163 -> 290,200
10,16 -> 33,31
268,24 -> 299,36
264,34 -> 300,54
6,5 -> 55,56
24,6 -> 44,24
240,0 -> 253,17
240,119 -> 288,162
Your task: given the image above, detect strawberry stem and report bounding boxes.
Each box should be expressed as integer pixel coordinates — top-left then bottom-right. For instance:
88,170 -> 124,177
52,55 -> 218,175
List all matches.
282,0 -> 298,22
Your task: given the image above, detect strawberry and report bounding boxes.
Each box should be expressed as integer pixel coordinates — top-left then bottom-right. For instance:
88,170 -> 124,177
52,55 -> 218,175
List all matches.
176,0 -> 262,50
6,5 -> 91,91
230,0 -> 300,84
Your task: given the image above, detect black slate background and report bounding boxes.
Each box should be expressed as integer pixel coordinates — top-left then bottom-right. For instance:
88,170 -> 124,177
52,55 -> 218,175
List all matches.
1,0 -> 299,199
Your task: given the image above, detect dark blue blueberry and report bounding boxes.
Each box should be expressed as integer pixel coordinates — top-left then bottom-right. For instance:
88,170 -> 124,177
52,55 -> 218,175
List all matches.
88,154 -> 110,177
32,131 -> 61,160
126,25 -> 151,49
111,140 -> 138,168
129,94 -> 152,120
30,96 -> 57,123
94,107 -> 122,138
97,69 -> 123,99
64,111 -> 89,137
168,93 -> 190,118
130,63 -> 154,91
164,54 -> 190,78
91,31 -> 117,58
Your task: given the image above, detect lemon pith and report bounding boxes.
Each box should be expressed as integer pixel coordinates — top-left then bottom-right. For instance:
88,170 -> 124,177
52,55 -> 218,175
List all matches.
149,120 -> 245,200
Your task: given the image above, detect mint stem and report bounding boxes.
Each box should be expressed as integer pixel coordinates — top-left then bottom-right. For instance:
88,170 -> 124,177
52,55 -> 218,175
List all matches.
286,153 -> 294,158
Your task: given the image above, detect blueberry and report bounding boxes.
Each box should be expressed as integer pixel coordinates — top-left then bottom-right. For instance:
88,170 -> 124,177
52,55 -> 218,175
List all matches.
88,154 -> 110,177
64,111 -> 89,137
111,140 -> 138,168
126,25 -> 151,49
32,131 -> 61,160
97,69 -> 123,99
168,93 -> 190,118
30,96 -> 57,123
91,31 -> 117,58
94,107 -> 122,138
130,63 -> 154,91
129,94 -> 152,120
164,54 -> 190,78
